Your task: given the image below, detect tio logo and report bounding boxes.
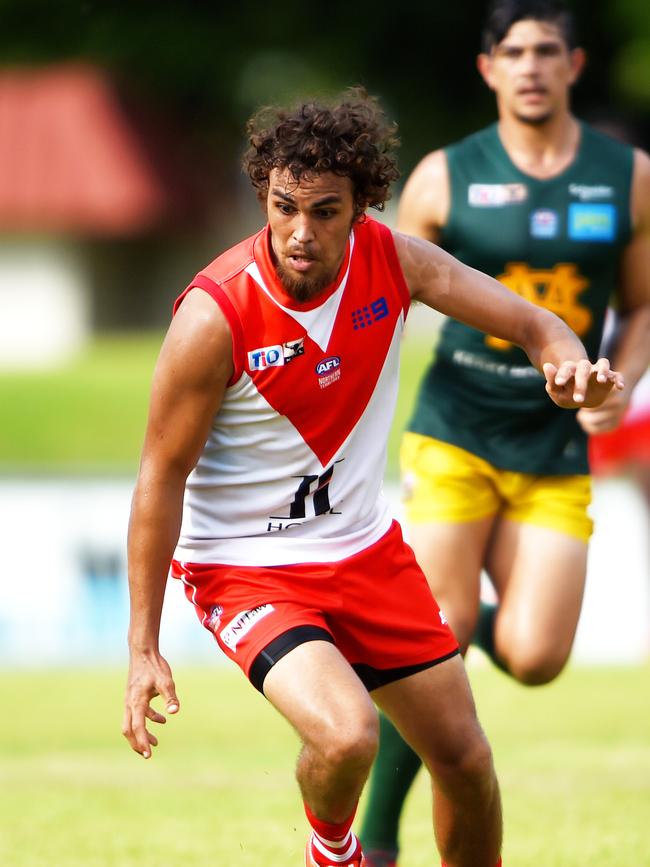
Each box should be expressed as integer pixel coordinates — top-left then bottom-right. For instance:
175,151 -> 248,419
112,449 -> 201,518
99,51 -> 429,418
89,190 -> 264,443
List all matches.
248,345 -> 284,370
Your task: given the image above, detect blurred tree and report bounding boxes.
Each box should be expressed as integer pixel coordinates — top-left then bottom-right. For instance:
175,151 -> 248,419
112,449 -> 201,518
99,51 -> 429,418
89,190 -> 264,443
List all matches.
0,0 -> 648,179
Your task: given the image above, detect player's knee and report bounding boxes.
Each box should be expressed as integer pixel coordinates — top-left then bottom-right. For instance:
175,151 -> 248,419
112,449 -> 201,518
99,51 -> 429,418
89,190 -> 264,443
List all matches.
326,717 -> 379,769
428,721 -> 495,786
504,644 -> 568,685
461,729 -> 494,780
316,710 -> 379,776
422,710 -> 492,777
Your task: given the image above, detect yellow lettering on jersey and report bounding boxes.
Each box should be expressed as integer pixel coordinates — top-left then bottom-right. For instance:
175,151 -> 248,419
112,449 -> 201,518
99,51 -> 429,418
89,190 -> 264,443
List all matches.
486,262 -> 592,350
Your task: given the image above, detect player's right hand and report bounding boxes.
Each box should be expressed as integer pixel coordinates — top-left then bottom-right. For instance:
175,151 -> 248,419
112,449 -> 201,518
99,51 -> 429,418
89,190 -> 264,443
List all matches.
122,652 -> 179,759
543,358 -> 624,409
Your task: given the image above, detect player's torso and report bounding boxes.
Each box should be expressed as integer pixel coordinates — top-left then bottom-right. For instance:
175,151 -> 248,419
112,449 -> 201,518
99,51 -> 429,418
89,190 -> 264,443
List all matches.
441,121 -> 632,362
176,218 -> 411,565
410,122 -> 634,474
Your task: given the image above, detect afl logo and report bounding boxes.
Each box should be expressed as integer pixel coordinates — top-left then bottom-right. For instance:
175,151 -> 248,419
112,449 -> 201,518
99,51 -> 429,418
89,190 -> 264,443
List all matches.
316,356 -> 341,375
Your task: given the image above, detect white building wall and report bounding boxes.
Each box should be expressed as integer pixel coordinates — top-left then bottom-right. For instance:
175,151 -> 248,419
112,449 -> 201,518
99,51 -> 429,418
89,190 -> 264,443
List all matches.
0,240 -> 89,368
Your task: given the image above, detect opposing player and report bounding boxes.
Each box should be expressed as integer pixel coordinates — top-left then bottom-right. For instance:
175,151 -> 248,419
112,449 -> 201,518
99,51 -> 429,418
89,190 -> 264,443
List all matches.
360,2 -> 650,865
121,87 -> 622,867
588,361 -> 650,507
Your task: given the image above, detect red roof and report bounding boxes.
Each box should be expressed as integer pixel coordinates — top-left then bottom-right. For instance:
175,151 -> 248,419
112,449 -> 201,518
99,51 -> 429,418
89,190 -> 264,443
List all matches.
0,64 -> 175,236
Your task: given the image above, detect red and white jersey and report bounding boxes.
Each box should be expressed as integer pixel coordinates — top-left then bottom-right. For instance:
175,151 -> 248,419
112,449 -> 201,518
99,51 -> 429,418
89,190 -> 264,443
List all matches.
173,217 -> 411,566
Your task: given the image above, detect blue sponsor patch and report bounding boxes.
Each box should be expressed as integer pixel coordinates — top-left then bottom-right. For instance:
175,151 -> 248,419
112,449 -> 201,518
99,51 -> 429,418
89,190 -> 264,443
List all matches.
568,203 -> 616,242
530,208 -> 559,239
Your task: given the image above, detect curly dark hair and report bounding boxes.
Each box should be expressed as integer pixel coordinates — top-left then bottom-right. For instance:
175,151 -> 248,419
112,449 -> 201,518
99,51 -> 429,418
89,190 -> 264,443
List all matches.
242,87 -> 400,217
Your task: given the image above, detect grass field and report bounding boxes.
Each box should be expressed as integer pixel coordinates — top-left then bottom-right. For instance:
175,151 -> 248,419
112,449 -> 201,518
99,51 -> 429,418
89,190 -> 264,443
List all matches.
0,333 -> 162,473
0,327 -> 434,478
2,662 -> 648,866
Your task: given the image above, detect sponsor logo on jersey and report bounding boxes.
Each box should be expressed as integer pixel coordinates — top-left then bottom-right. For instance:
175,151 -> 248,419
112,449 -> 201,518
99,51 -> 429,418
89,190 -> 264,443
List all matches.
248,338 -> 305,370
315,356 -> 341,389
316,356 -> 341,375
530,208 -> 559,239
220,604 -> 274,650
351,296 -> 389,329
282,337 -> 305,363
205,604 -> 224,632
569,183 -> 614,201
568,203 -> 616,242
468,183 -> 528,207
486,262 -> 592,350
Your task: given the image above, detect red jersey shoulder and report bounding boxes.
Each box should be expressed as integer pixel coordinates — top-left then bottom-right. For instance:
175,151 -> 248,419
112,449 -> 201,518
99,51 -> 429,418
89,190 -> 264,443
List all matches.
350,218 -> 410,315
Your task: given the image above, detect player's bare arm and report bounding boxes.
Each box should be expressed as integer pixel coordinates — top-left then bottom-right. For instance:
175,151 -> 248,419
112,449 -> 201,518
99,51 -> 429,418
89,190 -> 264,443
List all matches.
395,149 -> 449,242
578,147 -> 650,434
394,230 -> 624,408
123,289 -> 233,758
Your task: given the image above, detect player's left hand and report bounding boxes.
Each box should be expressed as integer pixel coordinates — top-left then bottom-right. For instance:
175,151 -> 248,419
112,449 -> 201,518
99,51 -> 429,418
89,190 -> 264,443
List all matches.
576,386 -> 630,434
543,358 -> 624,409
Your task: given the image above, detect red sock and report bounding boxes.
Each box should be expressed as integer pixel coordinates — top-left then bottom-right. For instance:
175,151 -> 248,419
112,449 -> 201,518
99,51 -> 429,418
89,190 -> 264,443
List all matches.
305,802 -> 361,865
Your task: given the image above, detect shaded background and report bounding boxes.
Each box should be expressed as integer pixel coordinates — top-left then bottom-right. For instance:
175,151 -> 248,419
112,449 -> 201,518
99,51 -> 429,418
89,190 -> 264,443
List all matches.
4,0 -> 650,166
2,0 -> 650,328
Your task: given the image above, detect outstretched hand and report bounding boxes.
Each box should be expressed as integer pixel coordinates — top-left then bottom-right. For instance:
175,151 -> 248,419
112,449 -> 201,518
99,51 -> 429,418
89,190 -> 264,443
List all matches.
122,652 -> 180,759
543,358 -> 624,409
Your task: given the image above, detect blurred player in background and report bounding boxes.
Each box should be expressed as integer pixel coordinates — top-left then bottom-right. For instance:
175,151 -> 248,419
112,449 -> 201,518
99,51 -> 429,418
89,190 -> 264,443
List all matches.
361,2 -> 650,865
588,318 -> 650,510
121,87 -> 622,867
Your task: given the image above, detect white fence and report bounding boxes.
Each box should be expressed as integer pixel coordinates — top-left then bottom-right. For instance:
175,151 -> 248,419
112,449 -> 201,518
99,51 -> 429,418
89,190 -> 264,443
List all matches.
0,476 -> 648,666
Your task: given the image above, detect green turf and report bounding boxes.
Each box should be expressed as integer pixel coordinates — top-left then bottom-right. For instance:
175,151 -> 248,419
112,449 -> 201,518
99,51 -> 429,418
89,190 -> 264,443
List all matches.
1,662 -> 648,866
0,328 -> 434,478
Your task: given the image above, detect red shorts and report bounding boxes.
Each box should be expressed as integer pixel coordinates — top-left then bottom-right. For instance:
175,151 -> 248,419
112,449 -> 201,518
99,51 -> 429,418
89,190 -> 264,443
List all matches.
589,409 -> 650,475
171,521 -> 459,692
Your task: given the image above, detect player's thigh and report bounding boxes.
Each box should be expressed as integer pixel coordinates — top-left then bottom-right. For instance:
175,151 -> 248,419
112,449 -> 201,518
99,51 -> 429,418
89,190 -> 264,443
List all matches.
486,517 -> 588,654
263,640 -> 378,752
372,654 -> 489,772
401,433 -> 497,642
408,518 -> 494,648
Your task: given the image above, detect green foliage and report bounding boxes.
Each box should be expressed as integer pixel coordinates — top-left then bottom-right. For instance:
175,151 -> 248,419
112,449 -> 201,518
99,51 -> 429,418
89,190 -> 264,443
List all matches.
2,1 -> 650,188
1,662 -> 648,865
1,0 -> 650,176
614,39 -> 650,106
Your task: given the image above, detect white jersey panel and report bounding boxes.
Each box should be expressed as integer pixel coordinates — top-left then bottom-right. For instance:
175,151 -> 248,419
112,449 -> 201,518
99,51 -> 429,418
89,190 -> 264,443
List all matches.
244,256 -> 350,352
174,314 -> 404,566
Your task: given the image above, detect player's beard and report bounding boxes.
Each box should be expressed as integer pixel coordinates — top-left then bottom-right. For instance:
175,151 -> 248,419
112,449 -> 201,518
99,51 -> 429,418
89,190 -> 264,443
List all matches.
275,262 -> 334,303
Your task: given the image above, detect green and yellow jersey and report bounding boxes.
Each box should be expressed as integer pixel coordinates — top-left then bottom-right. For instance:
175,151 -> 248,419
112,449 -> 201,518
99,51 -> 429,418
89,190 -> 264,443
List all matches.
408,122 -> 633,474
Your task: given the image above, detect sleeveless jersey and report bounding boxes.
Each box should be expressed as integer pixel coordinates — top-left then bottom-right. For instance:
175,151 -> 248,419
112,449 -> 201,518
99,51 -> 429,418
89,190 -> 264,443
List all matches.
173,217 -> 411,566
408,122 -> 634,475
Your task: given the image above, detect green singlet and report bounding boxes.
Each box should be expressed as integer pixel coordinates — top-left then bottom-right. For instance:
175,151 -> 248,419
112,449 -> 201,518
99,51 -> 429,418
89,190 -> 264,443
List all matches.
408,122 -> 634,474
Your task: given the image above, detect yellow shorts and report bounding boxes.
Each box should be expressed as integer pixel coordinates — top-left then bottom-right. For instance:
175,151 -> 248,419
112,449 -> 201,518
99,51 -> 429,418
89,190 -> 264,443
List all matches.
401,432 -> 593,542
